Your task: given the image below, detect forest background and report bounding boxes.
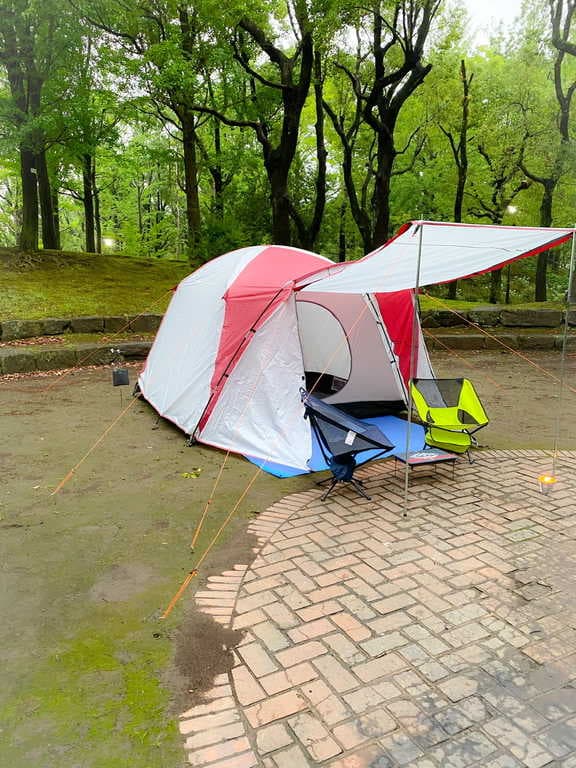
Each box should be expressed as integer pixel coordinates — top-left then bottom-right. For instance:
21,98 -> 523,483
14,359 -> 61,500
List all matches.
1,0 -> 576,304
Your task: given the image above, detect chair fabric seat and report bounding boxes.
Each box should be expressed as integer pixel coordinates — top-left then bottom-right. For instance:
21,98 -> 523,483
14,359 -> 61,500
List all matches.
411,378 -> 489,458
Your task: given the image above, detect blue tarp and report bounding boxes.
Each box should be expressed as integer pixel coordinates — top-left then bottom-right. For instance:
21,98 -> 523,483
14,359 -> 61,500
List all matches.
247,415 -> 425,478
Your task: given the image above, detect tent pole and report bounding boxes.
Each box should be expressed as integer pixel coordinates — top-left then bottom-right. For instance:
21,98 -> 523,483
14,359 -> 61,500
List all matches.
551,227 -> 576,479
402,222 -> 425,518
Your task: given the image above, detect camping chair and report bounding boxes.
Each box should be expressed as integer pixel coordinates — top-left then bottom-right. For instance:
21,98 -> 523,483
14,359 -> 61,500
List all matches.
410,378 -> 489,462
300,389 -> 394,501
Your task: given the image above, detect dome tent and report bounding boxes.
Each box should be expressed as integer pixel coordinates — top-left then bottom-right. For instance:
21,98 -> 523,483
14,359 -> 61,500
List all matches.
137,243 -> 431,475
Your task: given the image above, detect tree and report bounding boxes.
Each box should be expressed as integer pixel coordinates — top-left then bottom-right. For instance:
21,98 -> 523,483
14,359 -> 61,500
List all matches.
0,0 -> 78,250
324,0 -> 441,252
519,0 -> 576,300
438,59 -> 473,298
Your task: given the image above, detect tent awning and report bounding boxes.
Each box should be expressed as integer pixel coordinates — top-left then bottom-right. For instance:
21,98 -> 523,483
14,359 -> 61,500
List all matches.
298,221 -> 574,294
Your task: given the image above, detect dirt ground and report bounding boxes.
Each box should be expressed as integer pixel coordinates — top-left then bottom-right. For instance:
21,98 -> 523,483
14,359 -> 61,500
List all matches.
1,350 -> 575,767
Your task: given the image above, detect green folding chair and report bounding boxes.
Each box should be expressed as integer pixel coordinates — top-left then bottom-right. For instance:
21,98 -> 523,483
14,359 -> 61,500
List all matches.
410,378 -> 489,462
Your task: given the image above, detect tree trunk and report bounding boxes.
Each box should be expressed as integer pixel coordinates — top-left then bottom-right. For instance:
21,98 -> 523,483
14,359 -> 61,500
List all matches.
92,158 -> 102,253
51,185 -> 61,250
489,269 -> 502,304
82,153 -> 96,252
212,119 -> 224,219
266,155 -> 292,244
338,202 -> 347,262
181,112 -> 202,260
535,182 -> 554,301
371,130 -> 394,248
19,146 -> 39,251
36,148 -> 58,249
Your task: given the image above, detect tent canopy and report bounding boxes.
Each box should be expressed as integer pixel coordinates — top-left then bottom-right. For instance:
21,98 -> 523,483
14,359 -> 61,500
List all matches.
298,221 -> 574,295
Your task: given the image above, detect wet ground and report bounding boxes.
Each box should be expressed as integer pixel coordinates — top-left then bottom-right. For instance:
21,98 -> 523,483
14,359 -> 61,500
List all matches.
1,350 -> 575,767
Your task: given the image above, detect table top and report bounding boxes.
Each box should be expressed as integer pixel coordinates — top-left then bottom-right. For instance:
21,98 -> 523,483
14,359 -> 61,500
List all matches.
395,449 -> 458,466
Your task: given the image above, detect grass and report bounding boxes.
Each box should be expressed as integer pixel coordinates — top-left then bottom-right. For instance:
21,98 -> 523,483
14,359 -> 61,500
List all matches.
0,247 -> 564,322
0,249 -> 190,320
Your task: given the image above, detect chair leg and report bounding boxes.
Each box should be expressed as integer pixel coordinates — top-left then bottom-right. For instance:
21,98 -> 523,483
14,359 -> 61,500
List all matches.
349,478 -> 371,501
320,478 -> 339,501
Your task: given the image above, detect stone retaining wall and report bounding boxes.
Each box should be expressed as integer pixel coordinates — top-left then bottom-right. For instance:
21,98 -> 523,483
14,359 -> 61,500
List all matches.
421,307 -> 575,328
0,341 -> 151,375
0,314 -> 163,341
1,308 -> 575,341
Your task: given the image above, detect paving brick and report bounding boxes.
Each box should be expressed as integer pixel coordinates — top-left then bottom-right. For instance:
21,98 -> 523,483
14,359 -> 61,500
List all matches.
326,744 -> 393,768
313,654 -> 359,692
373,593 -> 416,615
331,611 -> 372,642
231,606 -> 267,630
252,621 -> 291,652
296,600 -> 342,622
288,617 -> 335,642
256,723 -> 293,754
324,632 -> 367,664
183,721 -> 246,750
238,642 -> 279,677
353,652 -> 408,683
245,690 -> 308,727
276,640 -> 326,668
300,678 -> 350,724
231,665 -> 266,705
267,743 -> 310,768
187,736 -> 251,766
332,707 -> 397,749
288,711 -> 342,760
307,584 -> 349,603
179,708 -> 240,735
179,695 -> 236,718
260,662 -> 317,695
379,731 -> 424,765
263,601 -> 301,628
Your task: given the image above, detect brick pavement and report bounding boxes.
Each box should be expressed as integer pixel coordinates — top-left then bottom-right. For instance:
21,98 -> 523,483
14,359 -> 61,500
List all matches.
179,450 -> 576,767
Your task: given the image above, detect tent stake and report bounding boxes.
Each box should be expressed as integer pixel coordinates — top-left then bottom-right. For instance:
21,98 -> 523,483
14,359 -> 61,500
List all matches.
402,222 -> 425,518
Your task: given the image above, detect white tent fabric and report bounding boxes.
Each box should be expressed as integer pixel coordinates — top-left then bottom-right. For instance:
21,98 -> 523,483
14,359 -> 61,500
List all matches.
199,296 -> 312,469
300,221 -> 574,295
138,246 -> 263,434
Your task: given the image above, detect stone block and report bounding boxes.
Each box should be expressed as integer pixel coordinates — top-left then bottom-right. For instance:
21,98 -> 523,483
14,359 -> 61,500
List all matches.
468,308 -> 501,326
421,310 -> 467,328
566,309 -> 576,326
0,319 -> 45,341
104,315 -> 131,333
43,318 -> 70,335
130,313 -> 162,332
554,332 -> 576,350
420,312 -> 440,328
35,348 -> 78,371
500,309 -> 562,327
433,334 -> 485,350
517,334 -> 556,350
70,316 -> 105,333
483,334 -> 519,349
0,349 -> 38,373
119,340 -> 151,359
74,343 -> 116,365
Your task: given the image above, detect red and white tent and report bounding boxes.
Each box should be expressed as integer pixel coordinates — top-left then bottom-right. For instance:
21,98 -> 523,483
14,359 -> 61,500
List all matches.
138,222 -> 573,472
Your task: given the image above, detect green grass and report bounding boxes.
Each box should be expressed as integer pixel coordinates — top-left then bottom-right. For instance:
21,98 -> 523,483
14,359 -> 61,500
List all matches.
0,250 -> 190,321
419,295 -> 563,311
0,248 -> 564,323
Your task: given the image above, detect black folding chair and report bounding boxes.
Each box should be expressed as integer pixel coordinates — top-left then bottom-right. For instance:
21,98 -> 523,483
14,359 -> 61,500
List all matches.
301,389 -> 395,501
